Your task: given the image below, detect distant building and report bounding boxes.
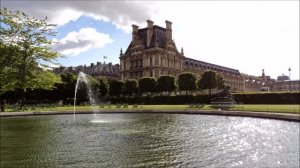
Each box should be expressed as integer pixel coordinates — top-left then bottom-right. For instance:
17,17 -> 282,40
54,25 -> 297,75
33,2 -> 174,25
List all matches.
54,20 -> 299,93
277,74 -> 290,81
275,74 -> 300,92
120,20 -> 185,79
241,69 -> 276,92
119,20 -> 245,91
53,62 -> 120,80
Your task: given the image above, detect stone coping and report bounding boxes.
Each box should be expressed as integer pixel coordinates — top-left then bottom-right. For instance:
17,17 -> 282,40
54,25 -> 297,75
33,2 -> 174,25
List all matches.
1,110 -> 299,122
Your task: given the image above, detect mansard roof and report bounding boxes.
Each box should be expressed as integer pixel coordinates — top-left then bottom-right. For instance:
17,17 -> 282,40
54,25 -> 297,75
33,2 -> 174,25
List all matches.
81,63 -> 119,77
184,57 -> 241,76
277,75 -> 290,81
124,25 -> 168,55
54,62 -> 120,77
138,25 -> 168,49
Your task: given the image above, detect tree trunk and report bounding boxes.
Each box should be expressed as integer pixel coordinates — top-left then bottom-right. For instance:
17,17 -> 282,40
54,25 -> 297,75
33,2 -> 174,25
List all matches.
20,88 -> 26,110
0,99 -> 5,112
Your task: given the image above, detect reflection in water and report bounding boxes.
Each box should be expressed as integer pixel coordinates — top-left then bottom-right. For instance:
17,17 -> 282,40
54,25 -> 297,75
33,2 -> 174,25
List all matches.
1,114 -> 299,167
91,113 -> 138,123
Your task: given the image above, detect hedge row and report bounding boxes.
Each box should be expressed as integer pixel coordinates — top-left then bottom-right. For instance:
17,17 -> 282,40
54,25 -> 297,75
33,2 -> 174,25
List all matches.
233,92 -> 299,104
109,95 -> 211,105
108,92 -> 299,105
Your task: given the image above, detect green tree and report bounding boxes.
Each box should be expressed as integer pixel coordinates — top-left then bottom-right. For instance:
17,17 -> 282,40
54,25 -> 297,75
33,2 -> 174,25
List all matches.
75,75 -> 99,105
157,75 -> 177,95
178,73 -> 197,94
76,81 -> 89,104
97,78 -> 109,98
87,75 -> 100,104
58,73 -> 77,101
216,74 -> 225,90
138,77 -> 157,95
198,70 -> 217,95
124,79 -> 138,96
0,8 -> 62,109
109,80 -> 124,97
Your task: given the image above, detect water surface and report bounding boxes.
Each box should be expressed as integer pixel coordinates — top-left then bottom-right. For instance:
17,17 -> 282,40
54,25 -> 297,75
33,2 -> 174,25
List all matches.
1,114 -> 299,167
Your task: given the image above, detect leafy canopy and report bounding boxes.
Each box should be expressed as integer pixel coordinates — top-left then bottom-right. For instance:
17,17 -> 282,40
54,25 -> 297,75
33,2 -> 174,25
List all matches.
216,74 -> 225,90
97,78 -> 109,98
157,75 -> 177,93
198,70 -> 217,95
138,77 -> 157,94
109,80 -> 124,97
124,79 -> 138,96
178,73 -> 197,92
0,8 -> 62,94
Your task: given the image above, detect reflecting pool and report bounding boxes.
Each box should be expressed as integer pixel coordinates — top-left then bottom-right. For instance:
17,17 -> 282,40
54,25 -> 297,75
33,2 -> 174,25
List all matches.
1,114 -> 299,167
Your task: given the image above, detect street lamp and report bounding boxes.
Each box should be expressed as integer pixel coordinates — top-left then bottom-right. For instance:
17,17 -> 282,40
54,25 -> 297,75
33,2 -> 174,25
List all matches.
288,67 -> 291,92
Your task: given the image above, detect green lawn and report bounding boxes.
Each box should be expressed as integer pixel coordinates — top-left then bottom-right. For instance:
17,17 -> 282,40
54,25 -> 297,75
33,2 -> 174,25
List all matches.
3,104 -> 300,114
235,104 -> 299,113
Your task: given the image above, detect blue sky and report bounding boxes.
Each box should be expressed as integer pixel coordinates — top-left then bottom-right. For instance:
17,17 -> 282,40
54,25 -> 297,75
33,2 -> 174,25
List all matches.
2,1 -> 299,80
55,15 -> 131,66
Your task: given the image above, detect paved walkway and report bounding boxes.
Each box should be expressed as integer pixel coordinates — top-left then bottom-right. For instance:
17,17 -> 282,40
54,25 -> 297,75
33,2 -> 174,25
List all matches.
1,110 -> 299,122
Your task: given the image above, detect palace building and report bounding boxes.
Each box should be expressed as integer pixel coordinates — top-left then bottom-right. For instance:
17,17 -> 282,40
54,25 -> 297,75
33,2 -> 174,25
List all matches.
53,62 -> 120,80
120,20 -> 184,80
53,20 -> 299,92
119,20 -> 245,91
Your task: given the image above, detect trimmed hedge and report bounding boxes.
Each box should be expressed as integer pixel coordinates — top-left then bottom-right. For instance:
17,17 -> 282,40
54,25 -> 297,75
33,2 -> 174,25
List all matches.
233,92 -> 299,104
109,92 -> 299,105
110,95 -> 211,105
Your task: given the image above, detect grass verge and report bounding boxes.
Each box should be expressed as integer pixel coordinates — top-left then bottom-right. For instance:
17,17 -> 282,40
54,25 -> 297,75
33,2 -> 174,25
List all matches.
2,104 -> 299,114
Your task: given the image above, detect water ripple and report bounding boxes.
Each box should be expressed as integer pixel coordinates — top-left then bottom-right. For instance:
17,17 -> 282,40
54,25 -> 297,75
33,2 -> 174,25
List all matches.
1,114 -> 299,167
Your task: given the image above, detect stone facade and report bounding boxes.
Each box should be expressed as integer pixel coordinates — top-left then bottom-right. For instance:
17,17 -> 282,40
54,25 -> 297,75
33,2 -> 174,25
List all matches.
54,20 -> 299,93
53,62 -> 120,80
241,73 -> 275,92
120,20 -> 246,91
274,75 -> 300,92
120,20 -> 185,80
241,73 -> 300,92
275,80 -> 300,92
183,57 -> 244,91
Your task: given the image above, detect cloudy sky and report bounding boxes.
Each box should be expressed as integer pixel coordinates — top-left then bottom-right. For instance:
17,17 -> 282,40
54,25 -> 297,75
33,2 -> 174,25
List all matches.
2,0 -> 299,80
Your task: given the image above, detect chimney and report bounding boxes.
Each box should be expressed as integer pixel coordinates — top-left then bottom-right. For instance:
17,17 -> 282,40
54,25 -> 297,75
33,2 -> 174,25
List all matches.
147,20 -> 154,47
91,63 -> 94,67
165,20 -> 172,41
132,24 -> 139,41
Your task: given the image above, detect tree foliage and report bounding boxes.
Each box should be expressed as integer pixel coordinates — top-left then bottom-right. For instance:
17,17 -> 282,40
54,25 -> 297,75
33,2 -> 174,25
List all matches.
109,80 -> 124,97
0,8 -> 62,106
53,73 -> 77,101
157,75 -> 177,93
216,74 -> 225,90
178,73 -> 197,94
123,79 -> 138,96
97,78 -> 109,98
138,77 -> 157,95
88,75 -> 100,103
198,70 -> 217,95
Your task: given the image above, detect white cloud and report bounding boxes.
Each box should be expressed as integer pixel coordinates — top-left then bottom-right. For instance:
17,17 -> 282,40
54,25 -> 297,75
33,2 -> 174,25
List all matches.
51,9 -> 83,26
54,28 -> 113,56
2,1 -> 299,79
149,1 -> 299,80
2,1 -> 155,33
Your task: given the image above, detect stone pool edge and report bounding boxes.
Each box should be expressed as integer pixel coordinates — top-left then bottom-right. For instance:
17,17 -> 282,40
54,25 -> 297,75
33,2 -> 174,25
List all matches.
1,110 -> 299,122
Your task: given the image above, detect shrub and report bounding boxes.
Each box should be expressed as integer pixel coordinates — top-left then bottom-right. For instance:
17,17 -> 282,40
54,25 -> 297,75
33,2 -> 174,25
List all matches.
233,92 -> 299,104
